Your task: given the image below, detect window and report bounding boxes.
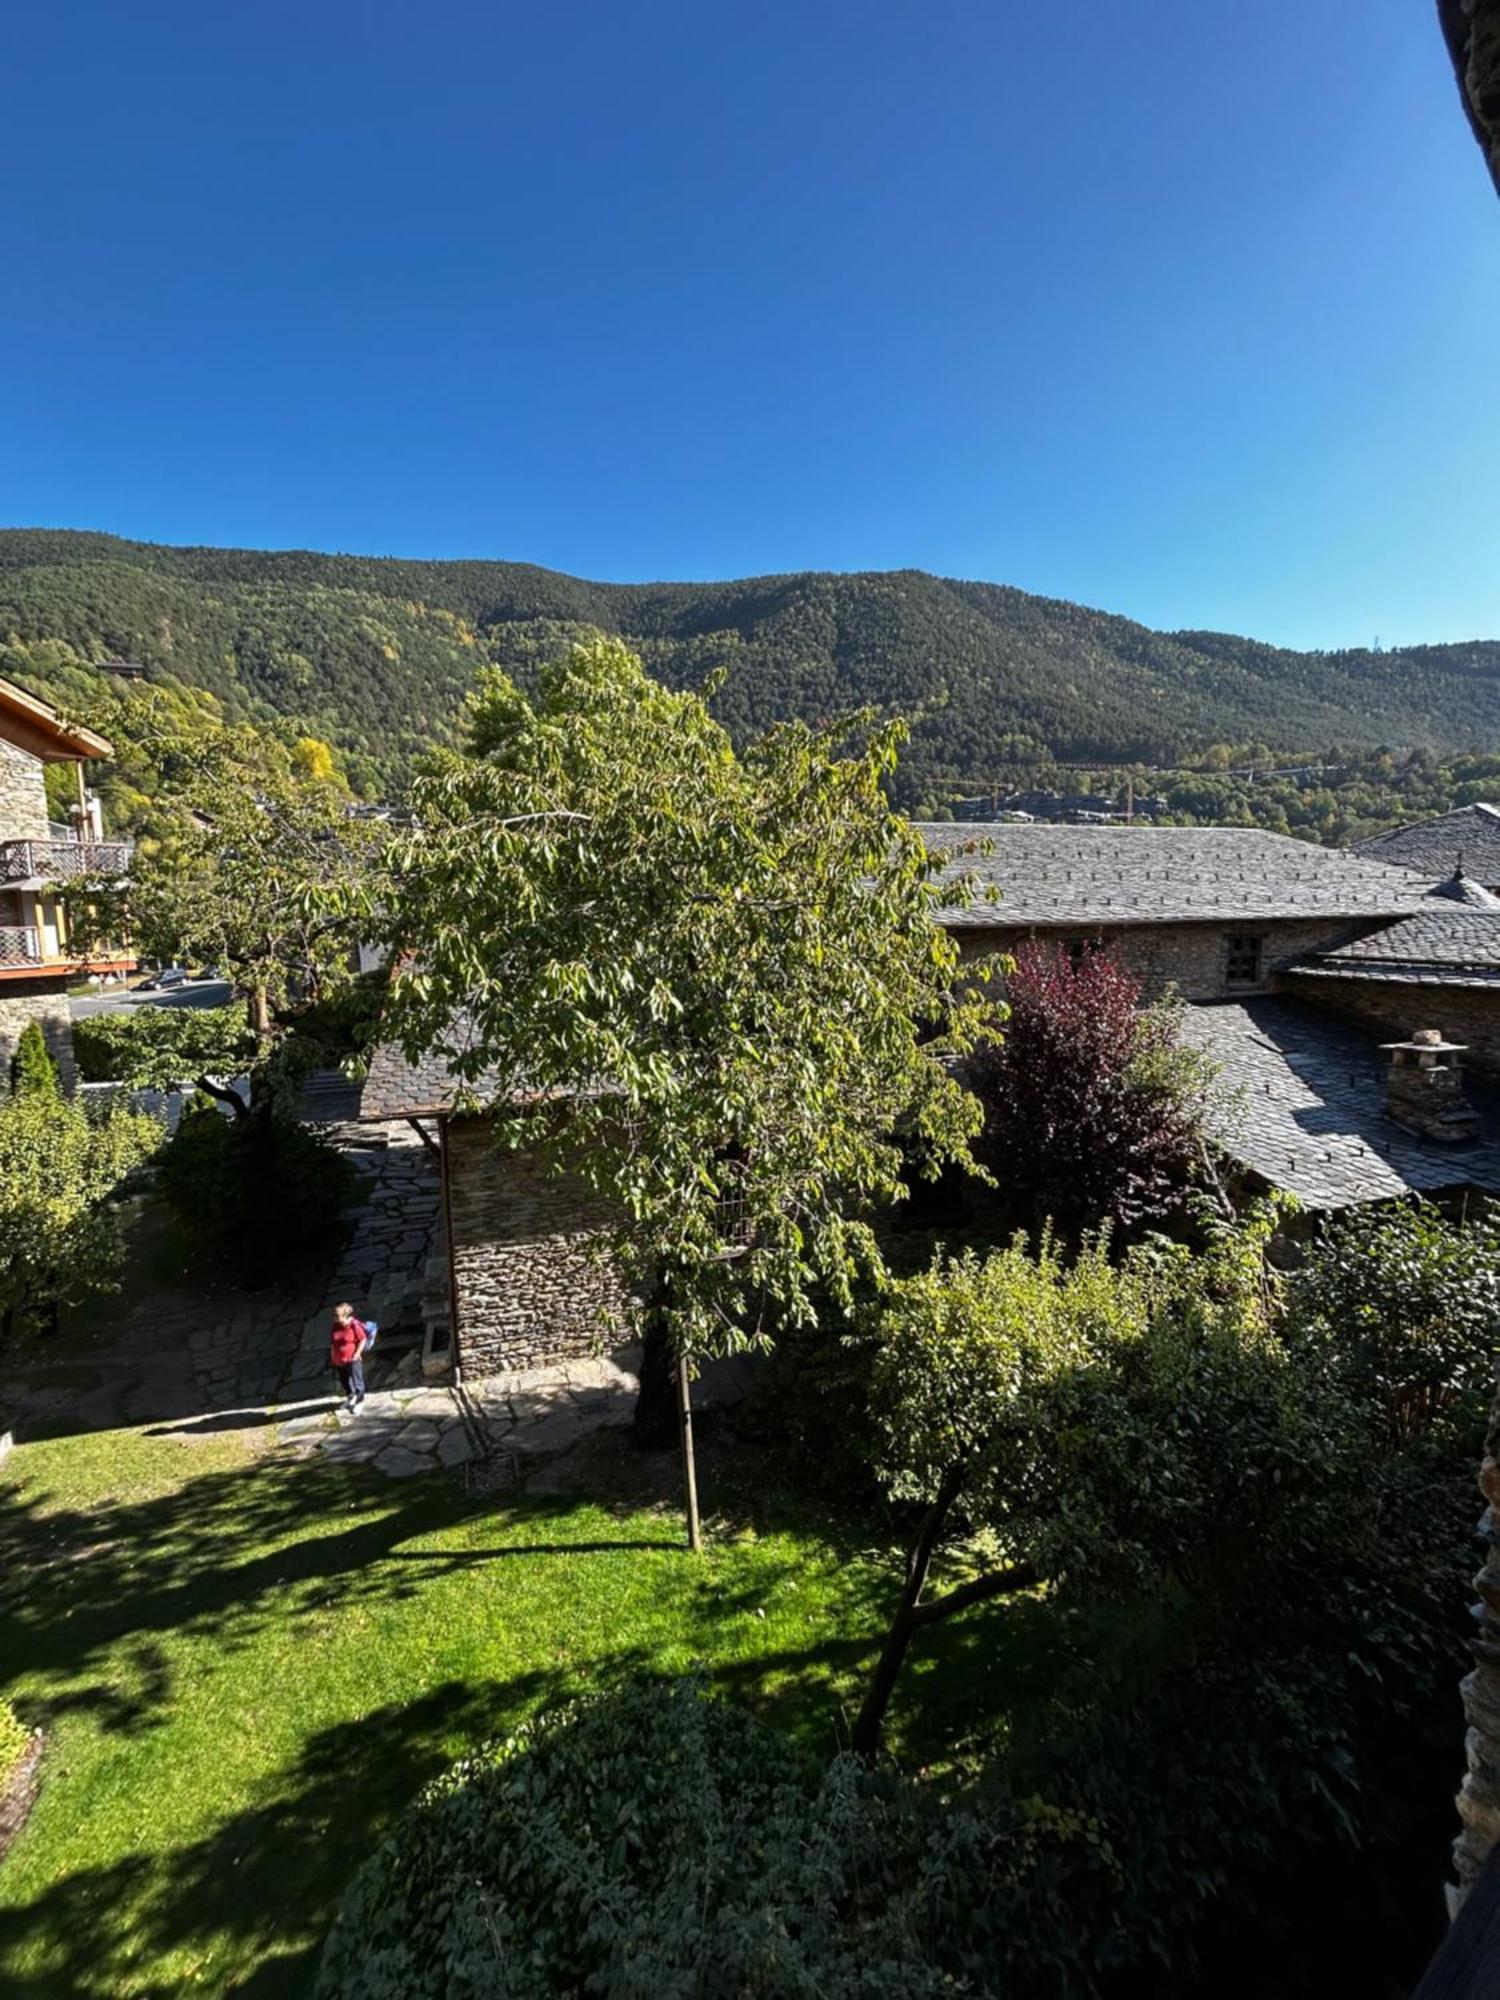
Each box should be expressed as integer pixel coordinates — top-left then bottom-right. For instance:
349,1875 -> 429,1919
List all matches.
1225,934 -> 1265,986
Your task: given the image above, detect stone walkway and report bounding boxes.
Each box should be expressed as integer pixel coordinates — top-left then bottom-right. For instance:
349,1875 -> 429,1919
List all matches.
277,1352 -> 642,1481
5,1113 -> 747,1482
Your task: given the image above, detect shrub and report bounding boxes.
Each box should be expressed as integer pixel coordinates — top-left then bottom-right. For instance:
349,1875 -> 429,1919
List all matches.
0,1701 -> 29,1788
72,1004 -> 254,1087
0,1091 -> 160,1339
854,1207 -> 1478,1991
1285,1199 -> 1500,1445
967,945 -> 1212,1239
8,1020 -> 59,1099
317,1682 -> 1113,2000
154,1101 -> 357,1279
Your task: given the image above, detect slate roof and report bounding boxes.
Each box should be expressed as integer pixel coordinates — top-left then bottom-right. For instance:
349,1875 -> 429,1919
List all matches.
1179,997 -> 1500,1208
1354,803 -> 1500,885
918,824 -> 1430,930
1427,868 -> 1500,909
359,1014 -> 508,1118
1288,887 -> 1500,991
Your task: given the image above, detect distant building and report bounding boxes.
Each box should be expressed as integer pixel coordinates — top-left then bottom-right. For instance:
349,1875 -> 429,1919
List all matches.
0,675 -> 134,1086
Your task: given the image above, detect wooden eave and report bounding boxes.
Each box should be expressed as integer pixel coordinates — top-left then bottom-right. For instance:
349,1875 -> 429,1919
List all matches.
0,675 -> 113,762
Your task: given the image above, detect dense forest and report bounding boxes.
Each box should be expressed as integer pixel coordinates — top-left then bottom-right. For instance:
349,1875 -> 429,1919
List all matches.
2,528 -> 1499,827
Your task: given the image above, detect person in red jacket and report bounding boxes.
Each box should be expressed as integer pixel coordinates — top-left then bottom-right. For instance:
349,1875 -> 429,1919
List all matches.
329,1302 -> 371,1414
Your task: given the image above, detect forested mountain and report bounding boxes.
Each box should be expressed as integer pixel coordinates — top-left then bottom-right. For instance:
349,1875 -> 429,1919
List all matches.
2,527 -> 1498,814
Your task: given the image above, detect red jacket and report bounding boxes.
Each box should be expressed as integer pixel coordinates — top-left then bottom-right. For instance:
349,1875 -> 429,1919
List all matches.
329,1318 -> 368,1366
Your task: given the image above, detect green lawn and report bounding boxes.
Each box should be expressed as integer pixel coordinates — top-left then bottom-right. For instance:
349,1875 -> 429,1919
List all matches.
0,1421 -> 959,1998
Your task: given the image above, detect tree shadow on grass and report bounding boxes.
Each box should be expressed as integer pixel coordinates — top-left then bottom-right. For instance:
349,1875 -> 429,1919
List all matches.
0,1437 -> 911,1991
0,1619 -> 899,1997
0,1673 -> 572,1998
0,1449 -> 706,1739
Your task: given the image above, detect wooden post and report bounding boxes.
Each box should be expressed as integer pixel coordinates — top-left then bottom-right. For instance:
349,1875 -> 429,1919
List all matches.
677,1352 -> 702,1553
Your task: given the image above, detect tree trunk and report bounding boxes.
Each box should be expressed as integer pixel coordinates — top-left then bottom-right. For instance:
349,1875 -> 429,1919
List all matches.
633,1293 -> 677,1447
852,1465 -> 965,1758
678,1354 -> 703,1553
248,984 -> 272,1038
851,1465 -> 1038,1759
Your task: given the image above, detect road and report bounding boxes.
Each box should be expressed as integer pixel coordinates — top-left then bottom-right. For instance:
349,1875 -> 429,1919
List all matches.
70,979 -> 233,1021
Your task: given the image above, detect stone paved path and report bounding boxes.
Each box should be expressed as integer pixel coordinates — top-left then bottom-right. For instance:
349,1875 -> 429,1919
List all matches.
278,1353 -> 642,1481
5,1113 -> 749,1481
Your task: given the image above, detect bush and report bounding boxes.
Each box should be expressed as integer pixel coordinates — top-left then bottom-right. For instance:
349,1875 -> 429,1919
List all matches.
72,1004 -> 253,1087
854,1210 -> 1478,1993
1285,1199 -> 1500,1445
0,1091 -> 161,1338
154,1102 -> 357,1280
317,1682 -> 1112,2000
0,1701 -> 29,1788
8,1020 -> 60,1098
967,945 -> 1212,1240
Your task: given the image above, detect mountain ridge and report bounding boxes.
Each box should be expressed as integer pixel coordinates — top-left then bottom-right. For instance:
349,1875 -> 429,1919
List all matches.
0,528 -> 1496,811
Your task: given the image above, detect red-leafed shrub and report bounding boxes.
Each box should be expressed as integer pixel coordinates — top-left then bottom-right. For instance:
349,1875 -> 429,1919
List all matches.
970,944 -> 1211,1238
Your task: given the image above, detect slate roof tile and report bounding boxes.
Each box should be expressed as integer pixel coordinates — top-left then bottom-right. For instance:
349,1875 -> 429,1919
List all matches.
359,1012 -> 509,1118
1354,803 -> 1500,884
1288,899 -> 1500,990
919,824 -> 1430,929
1179,997 -> 1500,1208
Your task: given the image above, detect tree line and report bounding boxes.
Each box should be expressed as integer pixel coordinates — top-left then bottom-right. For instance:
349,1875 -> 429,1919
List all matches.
2,527 -> 1499,821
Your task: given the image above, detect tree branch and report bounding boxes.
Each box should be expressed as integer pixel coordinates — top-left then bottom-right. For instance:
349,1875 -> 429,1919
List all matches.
194,1074 -> 248,1120
905,1560 -> 1038,1629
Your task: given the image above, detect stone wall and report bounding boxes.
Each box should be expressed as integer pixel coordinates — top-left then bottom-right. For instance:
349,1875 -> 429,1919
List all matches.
0,738 -> 51,842
1451,1367 -> 1500,1913
0,985 -> 75,1091
444,1117 -> 634,1379
955,916 -> 1389,1003
1280,975 -> 1500,1081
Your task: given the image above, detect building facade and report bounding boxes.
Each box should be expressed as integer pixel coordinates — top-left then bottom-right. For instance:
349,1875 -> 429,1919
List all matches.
0,675 -> 132,1088
920,822 -> 1430,1003
365,822 -> 1500,1380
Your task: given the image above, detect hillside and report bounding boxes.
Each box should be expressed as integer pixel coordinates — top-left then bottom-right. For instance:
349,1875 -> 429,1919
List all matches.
1,528 -> 1498,812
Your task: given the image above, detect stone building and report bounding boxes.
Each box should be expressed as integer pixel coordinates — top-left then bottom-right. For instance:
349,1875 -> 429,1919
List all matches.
367,822 -> 1500,1377
919,822 -> 1431,1001
0,675 -> 133,1088
357,1031 -> 633,1381
1355,801 -> 1500,893
922,823 -> 1500,1211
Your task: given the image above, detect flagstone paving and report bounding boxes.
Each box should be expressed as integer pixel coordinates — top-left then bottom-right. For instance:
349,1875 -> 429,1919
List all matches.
4,1112 -> 750,1481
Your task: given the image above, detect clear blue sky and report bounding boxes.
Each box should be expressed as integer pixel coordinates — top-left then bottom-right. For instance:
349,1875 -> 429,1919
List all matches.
4,0 -> 1497,648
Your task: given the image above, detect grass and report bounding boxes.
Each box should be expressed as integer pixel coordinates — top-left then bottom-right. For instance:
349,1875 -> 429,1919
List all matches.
0,1419 -> 944,1998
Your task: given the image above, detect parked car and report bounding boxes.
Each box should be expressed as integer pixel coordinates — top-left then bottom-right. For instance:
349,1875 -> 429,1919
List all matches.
136,966 -> 190,991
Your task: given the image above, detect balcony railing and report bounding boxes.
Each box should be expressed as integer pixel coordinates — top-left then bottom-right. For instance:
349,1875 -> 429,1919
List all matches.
0,925 -> 40,968
0,838 -> 133,884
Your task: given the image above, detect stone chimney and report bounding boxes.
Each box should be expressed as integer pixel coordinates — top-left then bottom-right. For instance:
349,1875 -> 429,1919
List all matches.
1382,1029 -> 1480,1143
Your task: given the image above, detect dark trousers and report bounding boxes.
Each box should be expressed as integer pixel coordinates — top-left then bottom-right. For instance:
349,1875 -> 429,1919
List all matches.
336,1358 -> 365,1402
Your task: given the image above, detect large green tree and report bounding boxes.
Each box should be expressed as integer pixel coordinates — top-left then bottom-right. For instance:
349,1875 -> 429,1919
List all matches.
70,715 -> 384,1100
384,638 -> 1000,1525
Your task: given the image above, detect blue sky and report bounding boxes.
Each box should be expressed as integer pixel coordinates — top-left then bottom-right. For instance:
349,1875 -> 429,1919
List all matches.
4,0 -> 1497,648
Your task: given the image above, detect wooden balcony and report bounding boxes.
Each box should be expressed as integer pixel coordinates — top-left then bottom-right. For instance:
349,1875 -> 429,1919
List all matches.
0,838 -> 133,885
0,923 -> 41,968
0,923 -> 135,981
